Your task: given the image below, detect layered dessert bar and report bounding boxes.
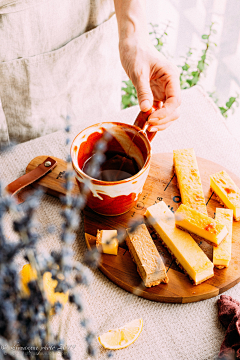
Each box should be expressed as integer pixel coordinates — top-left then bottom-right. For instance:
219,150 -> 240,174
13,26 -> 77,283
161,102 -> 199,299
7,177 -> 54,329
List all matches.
96,230 -> 118,255
210,170 -> 240,221
145,201 -> 214,285
173,148 -> 208,215
213,208 -> 233,268
175,204 -> 228,247
126,224 -> 168,287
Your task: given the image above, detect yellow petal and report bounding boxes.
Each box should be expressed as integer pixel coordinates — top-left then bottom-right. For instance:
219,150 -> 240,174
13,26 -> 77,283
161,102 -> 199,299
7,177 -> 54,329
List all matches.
20,264 -> 68,309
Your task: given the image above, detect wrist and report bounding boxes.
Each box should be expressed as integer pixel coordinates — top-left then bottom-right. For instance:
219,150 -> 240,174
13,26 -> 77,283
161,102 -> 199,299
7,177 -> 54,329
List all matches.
118,19 -> 148,44
119,35 -> 155,64
118,12 -> 150,48
119,23 -> 152,57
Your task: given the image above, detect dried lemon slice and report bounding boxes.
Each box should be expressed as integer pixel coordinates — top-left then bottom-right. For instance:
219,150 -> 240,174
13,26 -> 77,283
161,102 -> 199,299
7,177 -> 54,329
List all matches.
98,318 -> 143,350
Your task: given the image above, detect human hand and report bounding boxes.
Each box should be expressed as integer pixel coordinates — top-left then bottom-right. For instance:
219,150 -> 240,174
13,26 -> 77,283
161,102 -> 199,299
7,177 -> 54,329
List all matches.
119,39 -> 181,132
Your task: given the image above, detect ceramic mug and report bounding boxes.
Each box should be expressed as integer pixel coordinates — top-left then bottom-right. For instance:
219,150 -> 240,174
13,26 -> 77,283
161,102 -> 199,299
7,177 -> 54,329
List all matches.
70,111 -> 156,216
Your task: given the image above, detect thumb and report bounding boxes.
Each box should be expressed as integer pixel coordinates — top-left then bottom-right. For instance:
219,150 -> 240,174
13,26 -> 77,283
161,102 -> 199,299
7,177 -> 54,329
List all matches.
135,76 -> 153,112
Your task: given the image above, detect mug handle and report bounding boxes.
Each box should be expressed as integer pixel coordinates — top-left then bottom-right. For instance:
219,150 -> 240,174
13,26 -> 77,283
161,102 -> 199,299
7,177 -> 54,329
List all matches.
133,110 -> 157,142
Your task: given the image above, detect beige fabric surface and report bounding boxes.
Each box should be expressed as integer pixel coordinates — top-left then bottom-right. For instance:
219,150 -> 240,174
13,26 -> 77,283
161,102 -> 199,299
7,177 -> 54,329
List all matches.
0,0 -> 121,144
0,0 -> 115,60
1,85 -> 240,360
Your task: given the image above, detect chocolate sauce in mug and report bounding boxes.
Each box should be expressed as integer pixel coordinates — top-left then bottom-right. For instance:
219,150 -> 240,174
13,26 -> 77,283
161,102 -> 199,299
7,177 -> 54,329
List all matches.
82,150 -> 140,182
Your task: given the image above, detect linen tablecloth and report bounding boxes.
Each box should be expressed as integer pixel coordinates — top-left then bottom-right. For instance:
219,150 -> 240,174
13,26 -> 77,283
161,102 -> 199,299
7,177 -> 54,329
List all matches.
1,85 -> 240,360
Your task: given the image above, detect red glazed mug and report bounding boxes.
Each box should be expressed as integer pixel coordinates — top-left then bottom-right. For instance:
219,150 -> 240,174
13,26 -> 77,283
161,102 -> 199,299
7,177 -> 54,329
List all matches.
70,111 -> 156,216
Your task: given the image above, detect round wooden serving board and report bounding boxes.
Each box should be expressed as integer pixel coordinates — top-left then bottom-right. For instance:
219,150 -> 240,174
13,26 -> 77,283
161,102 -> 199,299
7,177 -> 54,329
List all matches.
84,153 -> 240,303
25,154 -> 240,303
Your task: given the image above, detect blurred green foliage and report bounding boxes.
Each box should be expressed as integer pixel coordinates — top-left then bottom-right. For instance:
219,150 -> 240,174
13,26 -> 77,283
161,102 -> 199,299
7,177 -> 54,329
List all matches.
121,80 -> 138,109
179,23 -> 217,89
219,95 -> 239,118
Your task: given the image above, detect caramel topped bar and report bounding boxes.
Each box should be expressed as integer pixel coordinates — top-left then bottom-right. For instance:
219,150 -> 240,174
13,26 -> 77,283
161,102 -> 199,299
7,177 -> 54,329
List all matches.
173,148 -> 208,215
210,170 -> 240,221
213,208 -> 233,268
175,204 -> 228,247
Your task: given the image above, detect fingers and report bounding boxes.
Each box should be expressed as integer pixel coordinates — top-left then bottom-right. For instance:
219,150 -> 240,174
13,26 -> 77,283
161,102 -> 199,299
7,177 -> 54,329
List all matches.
135,76 -> 153,112
147,92 -> 181,131
148,95 -> 181,121
148,122 -> 171,132
153,100 -> 163,109
147,107 -> 180,132
149,63 -> 181,122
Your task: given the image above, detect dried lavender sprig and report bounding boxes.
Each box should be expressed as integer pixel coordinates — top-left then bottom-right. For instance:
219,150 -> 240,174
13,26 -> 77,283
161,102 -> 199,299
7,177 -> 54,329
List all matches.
50,118 -> 109,358
12,188 -> 67,360
13,187 -> 73,359
0,123 -> 113,360
0,115 -> 150,360
59,116 -> 117,358
0,185 -> 47,360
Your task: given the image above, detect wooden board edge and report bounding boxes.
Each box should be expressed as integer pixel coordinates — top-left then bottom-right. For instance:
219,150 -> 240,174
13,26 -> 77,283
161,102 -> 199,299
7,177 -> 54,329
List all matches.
218,277 -> 240,294
181,288 -> 219,303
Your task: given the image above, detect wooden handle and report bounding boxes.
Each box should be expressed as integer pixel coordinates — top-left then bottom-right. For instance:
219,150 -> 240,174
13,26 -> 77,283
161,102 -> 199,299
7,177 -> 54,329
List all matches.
133,110 -> 157,142
25,156 -> 79,198
6,157 -> 57,197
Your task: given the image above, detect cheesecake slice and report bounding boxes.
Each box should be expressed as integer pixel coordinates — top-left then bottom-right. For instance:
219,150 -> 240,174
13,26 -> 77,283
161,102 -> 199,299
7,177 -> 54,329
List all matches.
145,201 -> 214,285
126,224 -> 168,287
173,148 -> 208,215
96,230 -> 118,255
175,204 -> 228,247
210,170 -> 240,221
213,208 -> 233,268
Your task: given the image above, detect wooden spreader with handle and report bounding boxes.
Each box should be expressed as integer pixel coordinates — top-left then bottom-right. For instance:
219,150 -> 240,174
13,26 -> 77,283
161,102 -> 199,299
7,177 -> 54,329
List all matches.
5,110 -> 155,203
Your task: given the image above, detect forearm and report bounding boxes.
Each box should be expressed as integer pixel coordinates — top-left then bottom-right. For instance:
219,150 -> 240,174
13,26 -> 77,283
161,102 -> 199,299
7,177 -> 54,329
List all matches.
113,0 -> 149,44
113,0 -> 181,121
